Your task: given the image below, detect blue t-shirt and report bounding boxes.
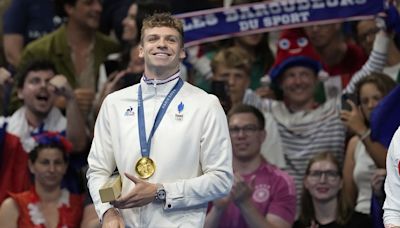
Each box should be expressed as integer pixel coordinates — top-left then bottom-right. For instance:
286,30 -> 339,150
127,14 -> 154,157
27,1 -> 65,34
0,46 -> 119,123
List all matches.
3,0 -> 62,44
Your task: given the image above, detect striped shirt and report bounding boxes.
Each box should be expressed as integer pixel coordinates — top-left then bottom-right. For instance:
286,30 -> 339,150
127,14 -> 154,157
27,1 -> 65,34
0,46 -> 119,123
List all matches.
244,31 -> 388,210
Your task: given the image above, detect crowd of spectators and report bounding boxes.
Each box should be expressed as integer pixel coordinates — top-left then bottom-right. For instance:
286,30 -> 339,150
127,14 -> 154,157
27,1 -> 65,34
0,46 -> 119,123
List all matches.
1,0 -> 400,227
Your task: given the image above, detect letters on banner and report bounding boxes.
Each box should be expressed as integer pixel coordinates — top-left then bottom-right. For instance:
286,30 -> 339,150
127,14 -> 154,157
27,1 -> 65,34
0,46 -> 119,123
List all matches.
175,0 -> 384,47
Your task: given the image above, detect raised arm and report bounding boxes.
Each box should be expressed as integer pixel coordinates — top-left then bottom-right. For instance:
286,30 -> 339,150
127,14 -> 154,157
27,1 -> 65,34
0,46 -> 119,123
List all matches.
50,75 -> 88,153
3,35 -> 24,67
343,28 -> 389,94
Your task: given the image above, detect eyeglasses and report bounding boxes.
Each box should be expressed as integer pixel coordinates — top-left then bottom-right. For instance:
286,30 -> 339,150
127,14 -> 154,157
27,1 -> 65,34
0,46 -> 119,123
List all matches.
307,170 -> 340,182
229,124 -> 261,136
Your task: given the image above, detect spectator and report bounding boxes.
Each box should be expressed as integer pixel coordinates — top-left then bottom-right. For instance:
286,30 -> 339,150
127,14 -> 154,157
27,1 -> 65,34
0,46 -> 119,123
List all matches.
0,134 -> 83,227
18,0 -> 120,119
0,59 -> 87,203
341,73 -> 397,215
243,27 -> 389,210
211,46 -> 285,168
204,104 -> 296,228
189,33 -> 274,93
188,0 -> 274,93
3,0 -> 62,68
355,19 -> 400,83
99,0 -> 131,43
304,23 -> 367,88
294,152 -> 372,228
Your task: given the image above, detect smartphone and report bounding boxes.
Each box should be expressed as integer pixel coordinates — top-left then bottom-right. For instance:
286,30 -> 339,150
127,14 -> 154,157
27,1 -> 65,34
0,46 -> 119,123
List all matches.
210,80 -> 231,113
341,93 -> 357,111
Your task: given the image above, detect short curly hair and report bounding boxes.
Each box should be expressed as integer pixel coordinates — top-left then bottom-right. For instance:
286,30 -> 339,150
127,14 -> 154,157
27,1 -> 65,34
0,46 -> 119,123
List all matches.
140,13 -> 184,46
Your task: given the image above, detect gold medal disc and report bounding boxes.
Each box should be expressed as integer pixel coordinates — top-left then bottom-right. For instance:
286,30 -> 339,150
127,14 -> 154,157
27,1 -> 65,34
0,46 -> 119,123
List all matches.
135,157 -> 156,179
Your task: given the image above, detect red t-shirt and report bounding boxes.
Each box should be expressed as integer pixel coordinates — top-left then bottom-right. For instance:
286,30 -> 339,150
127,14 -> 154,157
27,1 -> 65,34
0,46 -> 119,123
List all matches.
9,188 -> 83,228
323,42 -> 367,87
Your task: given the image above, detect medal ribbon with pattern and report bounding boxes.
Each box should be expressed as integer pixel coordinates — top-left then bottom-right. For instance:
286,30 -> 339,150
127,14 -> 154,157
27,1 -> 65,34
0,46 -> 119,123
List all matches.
136,78 -> 184,178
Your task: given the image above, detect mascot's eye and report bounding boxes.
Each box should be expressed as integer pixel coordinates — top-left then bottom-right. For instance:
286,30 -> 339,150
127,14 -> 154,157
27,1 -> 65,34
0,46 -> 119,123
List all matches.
297,37 -> 308,47
278,39 -> 290,50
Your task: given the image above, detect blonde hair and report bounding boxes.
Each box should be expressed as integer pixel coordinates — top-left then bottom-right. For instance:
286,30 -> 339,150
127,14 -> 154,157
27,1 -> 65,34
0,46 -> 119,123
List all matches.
211,46 -> 253,75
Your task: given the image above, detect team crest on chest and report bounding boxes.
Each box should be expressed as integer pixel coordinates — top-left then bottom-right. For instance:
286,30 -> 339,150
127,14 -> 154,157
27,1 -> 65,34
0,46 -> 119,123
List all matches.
125,106 -> 135,116
252,184 -> 270,203
175,102 -> 184,121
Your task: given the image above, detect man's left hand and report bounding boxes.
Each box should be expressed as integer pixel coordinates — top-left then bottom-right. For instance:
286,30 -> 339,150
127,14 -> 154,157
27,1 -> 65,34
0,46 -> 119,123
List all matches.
111,173 -> 157,209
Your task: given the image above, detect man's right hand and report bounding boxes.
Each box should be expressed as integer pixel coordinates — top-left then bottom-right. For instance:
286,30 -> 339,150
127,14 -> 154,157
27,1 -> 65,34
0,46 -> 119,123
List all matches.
102,208 -> 125,228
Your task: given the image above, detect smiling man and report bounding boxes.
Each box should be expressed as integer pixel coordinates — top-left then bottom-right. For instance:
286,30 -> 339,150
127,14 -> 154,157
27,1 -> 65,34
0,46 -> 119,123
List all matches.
243,27 -> 389,212
87,13 -> 233,227
205,104 -> 296,228
0,59 -> 87,203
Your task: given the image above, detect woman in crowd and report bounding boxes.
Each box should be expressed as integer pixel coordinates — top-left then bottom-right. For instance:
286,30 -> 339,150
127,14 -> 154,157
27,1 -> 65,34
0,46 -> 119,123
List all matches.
341,73 -> 397,215
294,152 -> 372,228
0,133 -> 83,227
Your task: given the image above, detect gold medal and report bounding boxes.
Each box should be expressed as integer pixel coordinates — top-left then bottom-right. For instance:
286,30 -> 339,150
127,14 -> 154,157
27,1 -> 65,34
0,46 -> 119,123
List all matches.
135,157 -> 156,179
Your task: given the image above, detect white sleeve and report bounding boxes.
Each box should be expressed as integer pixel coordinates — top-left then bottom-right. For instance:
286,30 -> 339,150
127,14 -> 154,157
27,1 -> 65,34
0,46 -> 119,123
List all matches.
260,112 -> 286,168
162,96 -> 233,210
243,89 -> 272,113
383,126 -> 400,226
86,96 -> 118,220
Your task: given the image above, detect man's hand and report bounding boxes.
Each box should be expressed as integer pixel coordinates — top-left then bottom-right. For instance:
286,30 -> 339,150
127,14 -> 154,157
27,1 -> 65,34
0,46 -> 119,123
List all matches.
49,75 -> 74,100
102,208 -> 124,228
111,173 -> 157,209
231,173 -> 254,206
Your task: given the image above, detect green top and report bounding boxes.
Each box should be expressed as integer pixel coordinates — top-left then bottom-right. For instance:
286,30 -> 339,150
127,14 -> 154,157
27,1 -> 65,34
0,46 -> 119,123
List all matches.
8,25 -> 120,113
20,25 -> 120,88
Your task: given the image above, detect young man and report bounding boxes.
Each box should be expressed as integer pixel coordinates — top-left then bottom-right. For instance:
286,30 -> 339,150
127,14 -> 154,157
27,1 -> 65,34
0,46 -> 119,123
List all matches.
87,13 -> 233,227
244,27 -> 389,209
205,104 -> 296,228
210,46 -> 285,168
0,59 -> 87,203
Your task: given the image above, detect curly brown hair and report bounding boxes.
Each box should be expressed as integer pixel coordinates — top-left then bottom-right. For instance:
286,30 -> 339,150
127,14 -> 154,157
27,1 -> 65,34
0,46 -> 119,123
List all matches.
140,13 -> 184,46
